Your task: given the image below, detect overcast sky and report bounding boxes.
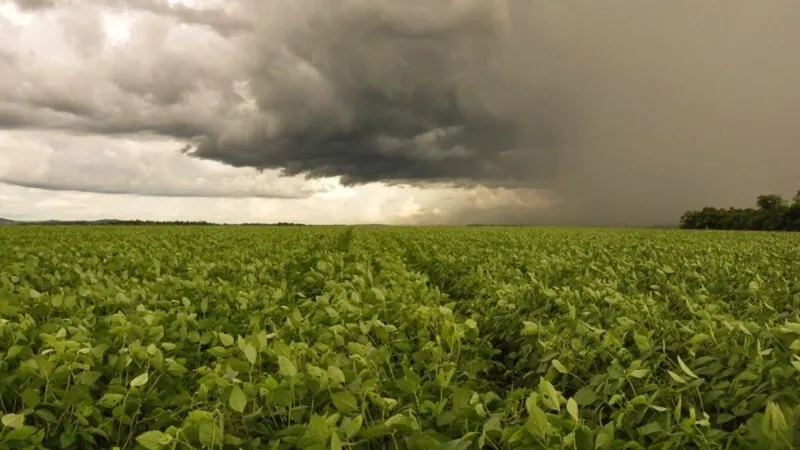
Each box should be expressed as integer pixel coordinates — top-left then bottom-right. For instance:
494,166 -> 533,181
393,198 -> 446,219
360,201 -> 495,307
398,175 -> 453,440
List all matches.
2,0 -> 799,225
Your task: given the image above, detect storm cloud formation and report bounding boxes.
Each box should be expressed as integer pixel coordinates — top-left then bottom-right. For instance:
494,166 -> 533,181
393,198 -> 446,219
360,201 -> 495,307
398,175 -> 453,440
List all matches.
3,0 -> 800,225
185,0 -> 563,187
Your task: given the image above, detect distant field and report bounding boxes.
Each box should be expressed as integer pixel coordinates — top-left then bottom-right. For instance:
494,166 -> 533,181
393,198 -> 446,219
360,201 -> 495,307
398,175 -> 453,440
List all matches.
1,226 -> 799,449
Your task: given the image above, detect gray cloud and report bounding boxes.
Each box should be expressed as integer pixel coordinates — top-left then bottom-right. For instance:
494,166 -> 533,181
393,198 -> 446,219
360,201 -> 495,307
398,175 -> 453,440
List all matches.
1,179 -> 303,198
187,0 -> 564,187
188,0 -> 800,224
10,0 -> 250,34
3,0 -> 800,225
0,131 -> 323,198
111,0 -> 251,36
0,3 -> 242,134
12,0 -> 55,11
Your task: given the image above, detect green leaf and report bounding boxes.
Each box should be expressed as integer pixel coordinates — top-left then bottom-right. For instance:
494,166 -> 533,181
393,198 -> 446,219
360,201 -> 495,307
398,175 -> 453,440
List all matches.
328,366 -> 346,385
781,322 -> 800,335
6,346 -> 23,359
522,321 -> 539,335
130,372 -> 149,388
638,421 -> 663,436
59,432 -> 76,448
525,392 -> 538,416
307,414 -> 330,442
552,359 -> 568,374
78,371 -> 103,386
198,420 -> 222,447
97,393 -> 125,408
667,370 -> 687,385
222,434 -> 242,446
229,386 -> 247,413
1,413 -> 25,429
567,398 -> 580,422
689,333 -> 711,345
595,422 -> 614,449
331,392 -> 358,414
576,426 -> 594,450
219,332 -> 234,347
385,414 -> 418,431
330,432 -> 342,450
161,342 -> 176,351
525,403 -> 551,440
574,386 -> 598,406
483,414 -> 503,435
677,356 -> 699,379
442,435 -> 477,450
136,430 -> 166,450
539,378 -> 561,412
4,425 -> 36,441
634,333 -> 651,352
34,410 -> 58,423
629,369 -> 650,379
21,389 -> 40,408
279,356 -> 297,378
345,414 -> 363,439
243,343 -> 257,365
762,401 -> 790,441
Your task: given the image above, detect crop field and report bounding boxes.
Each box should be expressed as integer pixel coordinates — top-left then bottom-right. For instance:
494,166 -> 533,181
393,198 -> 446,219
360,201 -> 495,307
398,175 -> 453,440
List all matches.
1,226 -> 800,449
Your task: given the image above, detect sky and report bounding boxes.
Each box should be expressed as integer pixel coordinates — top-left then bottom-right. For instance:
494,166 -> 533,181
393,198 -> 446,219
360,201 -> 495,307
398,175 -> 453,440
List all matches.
1,0 -> 799,225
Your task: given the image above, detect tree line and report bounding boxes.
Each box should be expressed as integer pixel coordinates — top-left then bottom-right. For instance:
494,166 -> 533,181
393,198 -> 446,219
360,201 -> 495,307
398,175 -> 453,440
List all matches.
680,191 -> 800,231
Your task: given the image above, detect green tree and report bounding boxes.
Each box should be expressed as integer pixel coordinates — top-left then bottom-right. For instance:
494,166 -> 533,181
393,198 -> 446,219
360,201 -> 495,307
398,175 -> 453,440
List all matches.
788,192 -> 800,230
756,194 -> 787,211
680,191 -> 798,231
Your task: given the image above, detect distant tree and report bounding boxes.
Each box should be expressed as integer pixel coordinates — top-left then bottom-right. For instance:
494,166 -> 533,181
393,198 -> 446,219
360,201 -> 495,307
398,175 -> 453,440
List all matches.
679,210 -> 700,229
788,194 -> 800,231
756,194 -> 787,210
680,191 -> 798,232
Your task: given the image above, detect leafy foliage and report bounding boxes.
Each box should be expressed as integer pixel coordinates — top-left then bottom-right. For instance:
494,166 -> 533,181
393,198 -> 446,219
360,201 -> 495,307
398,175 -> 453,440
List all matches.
1,225 -> 799,448
680,191 -> 800,231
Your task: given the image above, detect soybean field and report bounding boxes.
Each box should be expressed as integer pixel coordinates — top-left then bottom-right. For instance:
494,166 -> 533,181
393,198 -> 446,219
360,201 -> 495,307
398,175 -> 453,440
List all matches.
1,226 -> 800,449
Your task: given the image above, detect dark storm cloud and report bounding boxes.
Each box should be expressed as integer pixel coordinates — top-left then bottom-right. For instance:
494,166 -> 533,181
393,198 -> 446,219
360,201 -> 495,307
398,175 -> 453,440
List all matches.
3,0 -> 800,224
191,117 -> 561,186
187,0 -> 564,187
184,0 -> 800,224
186,0 -> 800,225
